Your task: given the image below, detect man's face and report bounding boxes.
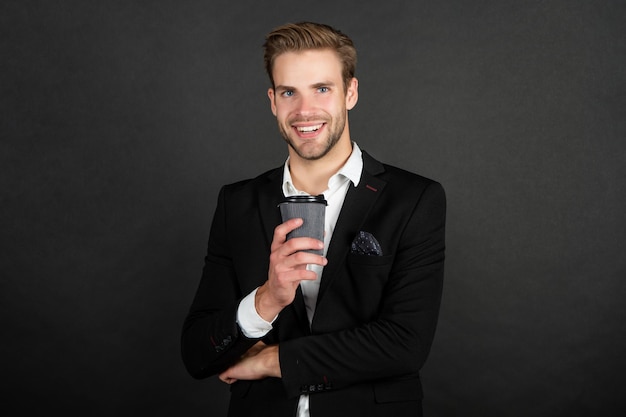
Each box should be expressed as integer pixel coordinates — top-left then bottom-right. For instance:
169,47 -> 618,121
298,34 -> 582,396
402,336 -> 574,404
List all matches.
268,49 -> 358,161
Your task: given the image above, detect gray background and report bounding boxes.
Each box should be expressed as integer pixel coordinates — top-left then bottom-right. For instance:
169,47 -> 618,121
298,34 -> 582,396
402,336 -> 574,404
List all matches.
2,0 -> 625,416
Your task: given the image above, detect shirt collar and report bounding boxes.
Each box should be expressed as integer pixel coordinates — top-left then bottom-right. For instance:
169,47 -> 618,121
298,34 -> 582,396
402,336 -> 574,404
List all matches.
282,142 -> 363,196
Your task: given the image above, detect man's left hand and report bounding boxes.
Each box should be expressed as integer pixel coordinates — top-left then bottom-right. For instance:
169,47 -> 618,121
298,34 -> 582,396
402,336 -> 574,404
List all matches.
218,342 -> 281,384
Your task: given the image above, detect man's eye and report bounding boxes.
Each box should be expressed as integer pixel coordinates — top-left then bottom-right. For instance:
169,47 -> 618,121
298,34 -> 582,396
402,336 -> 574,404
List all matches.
318,87 -> 329,93
282,90 -> 294,97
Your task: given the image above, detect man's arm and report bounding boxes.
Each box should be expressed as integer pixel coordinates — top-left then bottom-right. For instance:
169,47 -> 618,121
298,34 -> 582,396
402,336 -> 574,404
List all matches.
216,214 -> 331,382
181,186 -> 326,379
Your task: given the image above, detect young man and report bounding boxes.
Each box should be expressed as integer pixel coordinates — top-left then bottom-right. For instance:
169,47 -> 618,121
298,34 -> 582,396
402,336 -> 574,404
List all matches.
182,22 -> 446,417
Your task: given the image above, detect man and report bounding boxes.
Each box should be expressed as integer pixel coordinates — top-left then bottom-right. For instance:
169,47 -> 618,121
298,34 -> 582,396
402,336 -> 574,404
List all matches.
182,22 -> 446,417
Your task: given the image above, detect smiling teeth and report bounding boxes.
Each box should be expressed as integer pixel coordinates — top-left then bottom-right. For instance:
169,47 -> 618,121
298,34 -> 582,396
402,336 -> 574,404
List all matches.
297,124 -> 323,132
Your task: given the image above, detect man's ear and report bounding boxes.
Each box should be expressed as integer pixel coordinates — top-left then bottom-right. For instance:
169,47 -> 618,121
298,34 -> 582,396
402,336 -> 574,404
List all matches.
268,88 -> 277,116
345,77 -> 359,111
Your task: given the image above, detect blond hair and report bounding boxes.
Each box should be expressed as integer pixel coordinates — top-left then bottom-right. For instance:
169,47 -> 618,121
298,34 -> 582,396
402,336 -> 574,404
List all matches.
263,22 -> 357,92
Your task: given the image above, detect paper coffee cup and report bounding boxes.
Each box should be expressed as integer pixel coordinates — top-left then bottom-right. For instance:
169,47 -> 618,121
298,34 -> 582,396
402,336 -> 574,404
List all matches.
278,195 -> 327,255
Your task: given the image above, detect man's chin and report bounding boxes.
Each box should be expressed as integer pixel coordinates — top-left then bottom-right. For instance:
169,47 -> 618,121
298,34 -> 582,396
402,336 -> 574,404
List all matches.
288,141 -> 331,161
283,136 -> 317,158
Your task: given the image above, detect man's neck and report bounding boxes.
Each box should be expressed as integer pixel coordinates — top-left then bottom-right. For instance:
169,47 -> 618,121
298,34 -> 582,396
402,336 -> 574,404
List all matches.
288,139 -> 353,195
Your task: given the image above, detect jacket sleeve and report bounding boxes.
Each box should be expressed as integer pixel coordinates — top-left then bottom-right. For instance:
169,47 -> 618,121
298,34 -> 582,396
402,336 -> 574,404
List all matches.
279,181 -> 446,397
181,186 -> 260,379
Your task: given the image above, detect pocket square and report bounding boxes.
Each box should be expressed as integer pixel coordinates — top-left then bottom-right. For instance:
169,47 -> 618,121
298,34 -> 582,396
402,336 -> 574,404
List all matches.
351,231 -> 383,256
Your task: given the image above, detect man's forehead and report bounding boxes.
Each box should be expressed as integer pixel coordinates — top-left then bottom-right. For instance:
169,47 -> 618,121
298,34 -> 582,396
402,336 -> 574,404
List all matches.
272,49 -> 342,82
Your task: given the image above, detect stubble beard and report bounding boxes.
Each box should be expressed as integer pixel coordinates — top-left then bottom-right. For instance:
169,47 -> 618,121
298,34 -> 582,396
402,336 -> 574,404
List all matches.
278,110 -> 347,161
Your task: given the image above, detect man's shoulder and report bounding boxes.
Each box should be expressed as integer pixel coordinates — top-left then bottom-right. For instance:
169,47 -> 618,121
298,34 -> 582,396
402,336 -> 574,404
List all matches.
363,150 -> 442,191
369,158 -> 446,217
382,162 -> 437,184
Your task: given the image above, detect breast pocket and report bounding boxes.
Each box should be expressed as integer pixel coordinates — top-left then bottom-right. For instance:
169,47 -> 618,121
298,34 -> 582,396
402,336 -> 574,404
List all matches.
346,253 -> 394,294
347,253 -> 394,267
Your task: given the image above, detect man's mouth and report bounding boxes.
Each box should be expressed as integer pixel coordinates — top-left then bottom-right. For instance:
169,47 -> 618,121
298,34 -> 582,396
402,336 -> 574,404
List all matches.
295,123 -> 324,133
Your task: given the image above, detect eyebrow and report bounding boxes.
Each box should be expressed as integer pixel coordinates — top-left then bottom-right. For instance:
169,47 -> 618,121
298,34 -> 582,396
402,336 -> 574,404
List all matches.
274,81 -> 336,91
274,85 -> 294,92
312,81 -> 336,88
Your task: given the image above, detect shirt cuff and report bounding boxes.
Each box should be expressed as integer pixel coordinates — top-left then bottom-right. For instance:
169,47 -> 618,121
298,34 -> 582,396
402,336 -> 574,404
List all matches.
236,287 -> 276,338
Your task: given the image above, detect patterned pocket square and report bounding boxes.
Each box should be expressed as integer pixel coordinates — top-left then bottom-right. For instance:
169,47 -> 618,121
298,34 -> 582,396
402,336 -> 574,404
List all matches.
351,231 -> 383,256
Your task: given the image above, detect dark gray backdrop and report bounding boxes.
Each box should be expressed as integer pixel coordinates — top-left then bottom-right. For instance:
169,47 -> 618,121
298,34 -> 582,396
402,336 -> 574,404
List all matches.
2,0 -> 625,416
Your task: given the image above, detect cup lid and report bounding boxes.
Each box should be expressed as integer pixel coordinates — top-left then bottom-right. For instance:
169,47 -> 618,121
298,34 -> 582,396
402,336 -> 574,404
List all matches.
280,194 -> 327,205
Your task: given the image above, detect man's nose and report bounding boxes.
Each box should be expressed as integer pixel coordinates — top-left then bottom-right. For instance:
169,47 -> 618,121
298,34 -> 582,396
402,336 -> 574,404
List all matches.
295,93 -> 315,116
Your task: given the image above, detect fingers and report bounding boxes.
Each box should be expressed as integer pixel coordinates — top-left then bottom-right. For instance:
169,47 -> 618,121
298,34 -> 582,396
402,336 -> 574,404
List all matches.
272,245 -> 327,271
259,219 -> 327,319
271,218 -> 300,248
269,220 -> 328,284
220,343 -> 267,384
271,217 -> 303,251
272,218 -> 325,259
285,237 -> 324,255
219,346 -> 262,384
218,344 -> 280,383
272,219 -> 324,251
219,373 -> 236,384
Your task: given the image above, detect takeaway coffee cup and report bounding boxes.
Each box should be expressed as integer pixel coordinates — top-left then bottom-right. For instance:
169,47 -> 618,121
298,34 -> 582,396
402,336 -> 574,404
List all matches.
278,195 -> 327,255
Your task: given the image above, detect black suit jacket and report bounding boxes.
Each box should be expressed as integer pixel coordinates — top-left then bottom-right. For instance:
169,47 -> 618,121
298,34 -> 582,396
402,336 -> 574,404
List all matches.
182,151 -> 446,417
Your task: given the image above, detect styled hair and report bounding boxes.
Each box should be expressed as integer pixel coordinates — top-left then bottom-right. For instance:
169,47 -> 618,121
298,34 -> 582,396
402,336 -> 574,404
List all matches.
263,22 -> 357,92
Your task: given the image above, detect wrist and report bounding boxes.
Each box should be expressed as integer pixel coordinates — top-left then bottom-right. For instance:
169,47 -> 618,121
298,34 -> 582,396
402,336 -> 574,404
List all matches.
255,284 -> 282,322
263,345 -> 281,378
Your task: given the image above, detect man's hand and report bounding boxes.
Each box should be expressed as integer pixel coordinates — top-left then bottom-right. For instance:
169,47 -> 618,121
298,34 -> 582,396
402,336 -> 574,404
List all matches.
218,342 -> 280,384
255,218 -> 326,321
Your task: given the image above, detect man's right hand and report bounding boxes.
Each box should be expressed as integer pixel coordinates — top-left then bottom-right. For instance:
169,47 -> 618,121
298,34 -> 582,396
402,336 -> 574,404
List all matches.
255,218 -> 327,322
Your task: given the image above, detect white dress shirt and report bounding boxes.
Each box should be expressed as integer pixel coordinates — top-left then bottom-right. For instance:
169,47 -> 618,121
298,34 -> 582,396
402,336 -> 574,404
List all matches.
236,142 -> 363,416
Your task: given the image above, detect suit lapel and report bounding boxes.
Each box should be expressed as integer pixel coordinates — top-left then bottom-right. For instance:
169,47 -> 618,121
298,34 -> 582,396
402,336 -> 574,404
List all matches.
317,151 -> 387,303
256,168 -> 284,249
